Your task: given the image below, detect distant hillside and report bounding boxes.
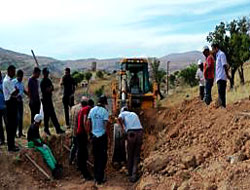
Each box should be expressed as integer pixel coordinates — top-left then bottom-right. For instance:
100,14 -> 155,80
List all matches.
0,47 -> 204,76
159,51 -> 204,72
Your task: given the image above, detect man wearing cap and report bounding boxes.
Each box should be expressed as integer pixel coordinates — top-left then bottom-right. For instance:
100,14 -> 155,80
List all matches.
3,65 -> 20,152
27,114 -> 62,179
202,46 -> 215,105
212,44 -> 230,107
87,95 -> 109,185
40,68 -> 65,135
195,60 -> 205,100
118,107 -> 143,182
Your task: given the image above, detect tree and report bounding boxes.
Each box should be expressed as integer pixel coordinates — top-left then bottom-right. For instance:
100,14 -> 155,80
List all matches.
72,71 -> 85,85
207,16 -> 250,87
151,59 -> 166,99
85,72 -> 92,83
178,64 -> 198,87
96,70 -> 104,79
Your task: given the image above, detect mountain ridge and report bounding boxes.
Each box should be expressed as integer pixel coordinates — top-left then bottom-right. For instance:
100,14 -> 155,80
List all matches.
0,47 -> 204,75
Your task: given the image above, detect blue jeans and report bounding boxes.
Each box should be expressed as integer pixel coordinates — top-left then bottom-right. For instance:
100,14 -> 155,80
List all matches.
205,79 -> 214,105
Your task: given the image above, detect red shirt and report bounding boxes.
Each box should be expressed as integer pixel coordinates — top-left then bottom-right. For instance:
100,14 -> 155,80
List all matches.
203,55 -> 215,79
77,105 -> 91,135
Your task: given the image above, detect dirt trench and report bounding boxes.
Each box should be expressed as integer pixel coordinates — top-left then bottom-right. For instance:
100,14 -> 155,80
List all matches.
137,98 -> 250,190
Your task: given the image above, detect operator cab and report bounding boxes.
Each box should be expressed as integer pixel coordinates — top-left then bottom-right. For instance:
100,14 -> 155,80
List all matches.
121,58 -> 150,95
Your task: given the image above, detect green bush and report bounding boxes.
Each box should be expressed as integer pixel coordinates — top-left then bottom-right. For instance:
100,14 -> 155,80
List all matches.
85,72 -> 92,83
96,70 -> 104,79
178,64 -> 198,87
72,71 -> 85,85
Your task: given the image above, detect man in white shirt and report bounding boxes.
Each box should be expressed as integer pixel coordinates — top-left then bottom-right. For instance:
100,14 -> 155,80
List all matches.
3,65 -> 19,152
212,43 -> 230,108
118,106 -> 143,182
195,60 -> 205,100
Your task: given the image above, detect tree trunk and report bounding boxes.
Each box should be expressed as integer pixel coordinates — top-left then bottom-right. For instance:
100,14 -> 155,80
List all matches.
238,64 -> 245,85
230,67 -> 237,88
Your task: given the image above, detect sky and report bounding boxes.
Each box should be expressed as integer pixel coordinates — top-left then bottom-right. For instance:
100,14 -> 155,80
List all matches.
0,0 -> 249,60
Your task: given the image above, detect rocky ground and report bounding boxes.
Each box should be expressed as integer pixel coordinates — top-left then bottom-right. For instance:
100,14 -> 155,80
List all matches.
1,97 -> 250,190
137,98 -> 250,190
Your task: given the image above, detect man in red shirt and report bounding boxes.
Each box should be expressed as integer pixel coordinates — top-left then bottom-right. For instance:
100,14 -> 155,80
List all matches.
76,96 -> 92,180
203,46 -> 215,105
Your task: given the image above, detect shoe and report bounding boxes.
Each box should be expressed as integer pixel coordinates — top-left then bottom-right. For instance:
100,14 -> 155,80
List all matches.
129,176 -> 138,183
8,146 -> 20,152
56,128 -> 65,134
44,129 -> 51,136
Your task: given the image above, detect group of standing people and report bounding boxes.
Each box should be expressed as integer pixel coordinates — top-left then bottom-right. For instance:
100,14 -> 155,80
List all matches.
0,66 -> 77,152
0,65 -> 144,184
196,43 -> 230,108
70,95 -> 143,184
69,95 -> 109,184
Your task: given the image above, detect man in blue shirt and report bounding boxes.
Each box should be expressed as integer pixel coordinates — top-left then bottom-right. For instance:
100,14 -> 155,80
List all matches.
87,95 -> 109,185
118,107 -> 143,182
13,70 -> 28,138
0,71 -> 7,145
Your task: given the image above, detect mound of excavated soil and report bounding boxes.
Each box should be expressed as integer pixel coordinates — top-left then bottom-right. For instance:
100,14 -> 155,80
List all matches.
137,98 -> 250,190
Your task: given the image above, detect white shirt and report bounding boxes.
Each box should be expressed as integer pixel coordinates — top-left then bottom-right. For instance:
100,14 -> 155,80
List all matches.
195,68 -> 205,86
216,50 -> 227,82
3,75 -> 16,101
118,111 -> 142,132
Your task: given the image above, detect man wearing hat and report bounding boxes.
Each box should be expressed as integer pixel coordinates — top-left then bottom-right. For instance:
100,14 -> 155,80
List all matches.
40,68 -> 64,135
195,60 -> 205,100
87,95 -> 109,185
118,106 -> 143,182
202,46 -> 215,105
27,114 -> 62,179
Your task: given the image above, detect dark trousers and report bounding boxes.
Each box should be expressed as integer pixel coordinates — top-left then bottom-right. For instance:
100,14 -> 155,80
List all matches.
63,96 -> 74,126
76,133 -> 91,178
6,98 -> 18,149
29,101 -> 40,123
42,99 -> 61,131
204,79 -> 214,105
127,130 -> 143,178
199,86 -> 205,101
92,134 -> 107,182
69,136 -> 78,164
217,80 -> 227,108
17,101 -> 24,136
0,109 -> 7,143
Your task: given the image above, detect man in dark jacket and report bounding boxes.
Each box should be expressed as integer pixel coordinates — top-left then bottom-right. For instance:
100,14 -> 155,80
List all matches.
28,67 -> 41,123
40,68 -> 65,135
60,68 -> 76,128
